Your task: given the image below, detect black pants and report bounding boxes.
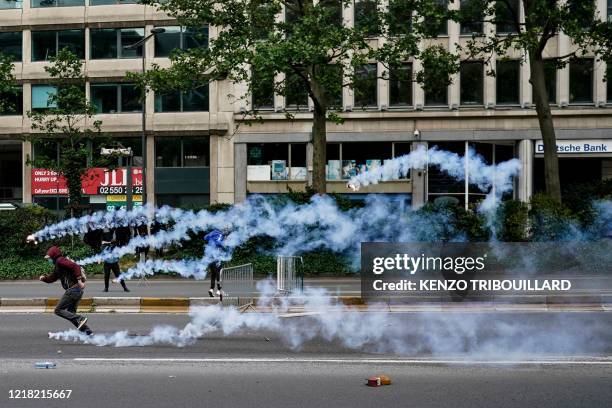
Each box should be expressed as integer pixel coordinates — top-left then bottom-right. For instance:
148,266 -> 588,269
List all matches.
104,262 -> 128,290
55,287 -> 90,332
209,263 -> 222,290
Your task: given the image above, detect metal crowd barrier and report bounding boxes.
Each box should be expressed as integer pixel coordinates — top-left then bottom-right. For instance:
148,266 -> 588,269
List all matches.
277,256 -> 304,295
220,263 -> 255,311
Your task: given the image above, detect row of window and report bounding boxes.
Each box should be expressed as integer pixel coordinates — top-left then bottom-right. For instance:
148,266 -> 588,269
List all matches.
33,136 -> 210,168
246,142 -> 412,181
0,83 -> 209,115
0,27 -> 207,62
0,0 -> 137,8
253,59 -> 612,110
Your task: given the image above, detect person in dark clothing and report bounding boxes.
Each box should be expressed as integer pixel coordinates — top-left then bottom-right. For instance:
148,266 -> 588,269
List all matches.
204,229 -> 227,299
134,224 -> 150,262
150,221 -> 165,257
101,229 -> 130,293
39,246 -> 93,335
114,225 -> 132,247
83,210 -> 103,252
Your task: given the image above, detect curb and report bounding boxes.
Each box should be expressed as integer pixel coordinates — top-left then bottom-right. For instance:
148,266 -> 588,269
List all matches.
0,296 -> 610,313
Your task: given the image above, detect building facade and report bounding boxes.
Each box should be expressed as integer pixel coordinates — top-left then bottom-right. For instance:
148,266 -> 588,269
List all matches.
0,0 -> 611,211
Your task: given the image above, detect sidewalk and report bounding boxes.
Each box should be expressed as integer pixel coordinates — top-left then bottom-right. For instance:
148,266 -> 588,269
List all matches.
1,276 -> 611,313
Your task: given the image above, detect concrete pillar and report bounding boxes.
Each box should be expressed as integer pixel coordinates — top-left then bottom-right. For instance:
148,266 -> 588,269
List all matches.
146,134 -> 155,205
557,32 -> 570,104
517,139 -> 533,202
410,141 -> 428,209
306,142 -> 314,185
447,0 -> 460,108
234,143 -> 247,203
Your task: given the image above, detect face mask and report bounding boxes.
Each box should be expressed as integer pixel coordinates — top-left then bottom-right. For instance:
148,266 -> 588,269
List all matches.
47,258 -> 54,264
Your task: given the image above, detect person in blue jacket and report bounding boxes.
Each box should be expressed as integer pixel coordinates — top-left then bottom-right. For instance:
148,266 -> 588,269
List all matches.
204,228 -> 227,298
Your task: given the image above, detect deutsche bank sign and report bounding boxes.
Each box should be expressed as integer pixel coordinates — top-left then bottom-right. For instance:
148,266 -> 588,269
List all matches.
535,139 -> 612,155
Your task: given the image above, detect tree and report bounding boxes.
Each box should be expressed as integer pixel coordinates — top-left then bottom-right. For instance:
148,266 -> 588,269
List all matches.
0,53 -> 18,114
26,49 -> 114,216
138,0 -> 459,194
457,0 -> 612,202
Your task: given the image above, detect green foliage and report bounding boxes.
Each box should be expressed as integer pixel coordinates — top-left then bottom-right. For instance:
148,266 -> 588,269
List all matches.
529,193 -> 576,241
0,257 -> 50,280
497,199 -> 529,242
0,53 -> 17,114
0,205 -> 57,259
562,180 -> 612,227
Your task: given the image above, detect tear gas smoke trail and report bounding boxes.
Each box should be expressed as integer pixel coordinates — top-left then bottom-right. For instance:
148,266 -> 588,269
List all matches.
30,204 -> 153,243
347,146 -> 522,212
49,282 -> 610,357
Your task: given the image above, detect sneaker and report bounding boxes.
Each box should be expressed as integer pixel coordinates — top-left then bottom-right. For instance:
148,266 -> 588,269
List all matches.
208,289 -> 214,297
77,317 -> 88,331
123,288 -> 130,293
218,291 -> 223,301
84,329 -> 93,336
103,288 -> 108,292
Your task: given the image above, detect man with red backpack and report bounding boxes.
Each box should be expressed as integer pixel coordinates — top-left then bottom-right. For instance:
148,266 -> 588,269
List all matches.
39,246 -> 93,335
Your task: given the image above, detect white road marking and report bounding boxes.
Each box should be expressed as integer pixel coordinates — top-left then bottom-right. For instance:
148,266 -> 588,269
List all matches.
73,357 -> 612,365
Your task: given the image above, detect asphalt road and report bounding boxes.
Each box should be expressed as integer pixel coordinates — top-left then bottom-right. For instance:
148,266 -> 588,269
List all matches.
0,313 -> 611,408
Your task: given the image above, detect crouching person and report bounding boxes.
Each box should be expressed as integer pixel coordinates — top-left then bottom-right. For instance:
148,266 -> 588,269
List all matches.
39,246 -> 93,336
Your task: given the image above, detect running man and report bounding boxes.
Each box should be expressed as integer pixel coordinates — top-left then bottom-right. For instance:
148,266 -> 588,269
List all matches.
39,246 -> 93,335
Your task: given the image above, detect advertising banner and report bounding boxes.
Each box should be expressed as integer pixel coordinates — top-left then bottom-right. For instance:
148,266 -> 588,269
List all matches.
31,167 -> 143,196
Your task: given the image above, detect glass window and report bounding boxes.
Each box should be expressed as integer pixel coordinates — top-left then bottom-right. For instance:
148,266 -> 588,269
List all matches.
543,59 -> 557,103
496,60 -> 520,105
31,30 -> 85,61
460,61 -> 483,105
0,32 -> 22,62
120,28 -> 144,58
90,0 -> 137,4
354,0 -> 380,37
460,0 -> 483,35
0,86 -> 23,115
0,0 -> 23,9
422,0 -> 448,36
252,70 -> 275,110
389,63 -> 412,107
247,143 -> 288,166
90,84 -> 117,113
290,143 -> 306,167
121,84 -> 141,112
154,26 -> 208,58
354,63 -> 377,108
155,91 -> 181,113
569,58 -> 593,104
319,0 -> 343,26
285,71 -> 309,110
91,83 -> 141,113
495,0 -> 519,34
155,138 -> 181,167
90,28 -> 144,59
31,0 -> 83,7
425,81 -> 448,106
31,85 -> 58,111
154,87 -> 209,112
608,0 -> 612,22
388,0 -> 412,36
182,137 -> 209,167
341,142 -> 393,179
324,64 -> 343,109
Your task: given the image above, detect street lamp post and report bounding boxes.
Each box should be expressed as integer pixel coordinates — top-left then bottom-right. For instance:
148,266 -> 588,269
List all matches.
123,27 -> 165,208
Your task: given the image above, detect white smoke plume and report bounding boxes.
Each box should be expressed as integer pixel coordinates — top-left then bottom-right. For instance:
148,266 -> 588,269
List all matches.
49,282 -> 609,357
347,146 -> 522,212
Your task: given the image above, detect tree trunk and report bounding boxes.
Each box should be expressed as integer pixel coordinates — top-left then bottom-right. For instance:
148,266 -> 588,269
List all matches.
528,53 -> 562,202
311,105 -> 327,194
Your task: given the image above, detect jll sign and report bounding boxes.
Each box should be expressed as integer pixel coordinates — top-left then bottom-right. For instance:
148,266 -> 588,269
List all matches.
31,168 -> 142,195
